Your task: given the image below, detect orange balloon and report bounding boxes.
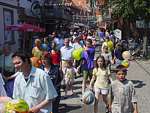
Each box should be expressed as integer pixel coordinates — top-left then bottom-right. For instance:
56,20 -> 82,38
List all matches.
30,57 -> 41,68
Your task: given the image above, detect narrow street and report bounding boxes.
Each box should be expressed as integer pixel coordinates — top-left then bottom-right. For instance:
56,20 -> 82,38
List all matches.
0,1 -> 149,113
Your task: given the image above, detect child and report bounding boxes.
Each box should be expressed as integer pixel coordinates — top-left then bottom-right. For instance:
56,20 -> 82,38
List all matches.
101,46 -> 112,67
89,56 -> 111,113
109,65 -> 139,113
64,60 -> 76,97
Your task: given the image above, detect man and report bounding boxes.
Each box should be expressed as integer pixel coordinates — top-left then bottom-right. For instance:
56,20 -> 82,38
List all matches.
60,38 -> 74,73
12,51 -> 57,113
60,38 -> 74,91
81,39 -> 95,94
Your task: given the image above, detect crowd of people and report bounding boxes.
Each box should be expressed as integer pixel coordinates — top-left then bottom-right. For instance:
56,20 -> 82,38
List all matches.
0,29 -> 139,113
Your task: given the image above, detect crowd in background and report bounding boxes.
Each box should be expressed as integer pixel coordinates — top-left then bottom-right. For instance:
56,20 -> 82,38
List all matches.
0,28 -> 138,113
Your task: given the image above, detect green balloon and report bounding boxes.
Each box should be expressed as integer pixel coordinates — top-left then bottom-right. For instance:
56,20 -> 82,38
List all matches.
72,48 -> 83,60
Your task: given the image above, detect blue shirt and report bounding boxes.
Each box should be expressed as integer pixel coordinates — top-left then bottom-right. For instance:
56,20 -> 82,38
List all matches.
13,67 -> 58,113
81,47 -> 95,70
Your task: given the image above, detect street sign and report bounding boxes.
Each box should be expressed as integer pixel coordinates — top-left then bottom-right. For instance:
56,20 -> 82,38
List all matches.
113,29 -> 122,40
136,20 -> 145,28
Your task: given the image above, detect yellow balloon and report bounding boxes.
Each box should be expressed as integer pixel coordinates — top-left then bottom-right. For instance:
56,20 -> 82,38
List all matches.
5,99 -> 29,113
106,40 -> 114,51
121,60 -> 129,68
72,48 -> 83,60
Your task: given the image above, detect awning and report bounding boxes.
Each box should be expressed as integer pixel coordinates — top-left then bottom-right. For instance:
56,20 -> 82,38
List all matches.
6,23 -> 45,32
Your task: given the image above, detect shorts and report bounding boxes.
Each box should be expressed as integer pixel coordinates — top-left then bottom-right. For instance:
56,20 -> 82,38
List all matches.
82,70 -> 93,80
94,87 -> 109,95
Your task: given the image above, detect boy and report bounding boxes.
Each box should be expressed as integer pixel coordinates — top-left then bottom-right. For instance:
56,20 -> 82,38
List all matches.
109,65 -> 138,113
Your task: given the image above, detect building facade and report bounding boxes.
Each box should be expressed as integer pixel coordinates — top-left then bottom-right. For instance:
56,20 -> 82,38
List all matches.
19,0 -> 73,33
0,0 -> 19,50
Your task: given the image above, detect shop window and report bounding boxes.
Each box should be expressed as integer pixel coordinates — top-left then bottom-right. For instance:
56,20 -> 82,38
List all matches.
3,8 -> 15,43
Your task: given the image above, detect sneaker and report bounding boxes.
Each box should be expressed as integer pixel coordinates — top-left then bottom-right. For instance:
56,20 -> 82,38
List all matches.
105,105 -> 110,113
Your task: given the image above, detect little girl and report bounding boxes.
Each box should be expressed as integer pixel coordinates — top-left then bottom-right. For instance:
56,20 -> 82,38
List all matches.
64,60 -> 76,96
89,56 -> 111,113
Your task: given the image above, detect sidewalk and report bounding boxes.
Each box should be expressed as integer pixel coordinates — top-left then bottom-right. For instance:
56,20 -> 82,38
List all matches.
127,60 -> 150,113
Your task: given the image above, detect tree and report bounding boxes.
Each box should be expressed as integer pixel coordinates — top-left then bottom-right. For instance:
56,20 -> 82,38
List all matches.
109,0 -> 150,21
108,0 -> 150,57
109,0 -> 135,21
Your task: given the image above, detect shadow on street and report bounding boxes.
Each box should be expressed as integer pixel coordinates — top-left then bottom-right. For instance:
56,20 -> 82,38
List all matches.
131,80 -> 146,88
59,104 -> 82,113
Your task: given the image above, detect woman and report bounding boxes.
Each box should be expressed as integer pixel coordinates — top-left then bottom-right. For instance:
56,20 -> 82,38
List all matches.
50,41 -> 61,66
42,54 -> 63,113
31,38 -> 43,67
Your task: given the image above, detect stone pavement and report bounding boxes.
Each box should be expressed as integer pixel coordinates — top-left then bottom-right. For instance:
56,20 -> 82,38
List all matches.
59,59 -> 150,113
59,74 -> 106,113
128,59 -> 150,113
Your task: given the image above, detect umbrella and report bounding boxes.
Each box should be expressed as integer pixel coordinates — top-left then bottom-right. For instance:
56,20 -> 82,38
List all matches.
5,23 -> 45,51
6,23 -> 45,32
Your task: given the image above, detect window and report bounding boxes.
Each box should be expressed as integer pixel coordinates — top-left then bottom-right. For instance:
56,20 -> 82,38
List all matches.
3,8 -> 14,43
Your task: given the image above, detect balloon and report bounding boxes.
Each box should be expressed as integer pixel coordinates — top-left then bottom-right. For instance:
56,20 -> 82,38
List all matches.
121,60 -> 129,68
30,57 -> 42,68
122,51 -> 131,60
0,97 -> 12,113
107,40 -> 114,51
82,90 -> 95,105
72,48 -> 83,60
5,99 -> 29,113
41,43 -> 48,50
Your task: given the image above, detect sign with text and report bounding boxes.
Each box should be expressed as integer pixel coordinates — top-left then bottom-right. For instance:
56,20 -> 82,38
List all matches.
113,29 -> 122,40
